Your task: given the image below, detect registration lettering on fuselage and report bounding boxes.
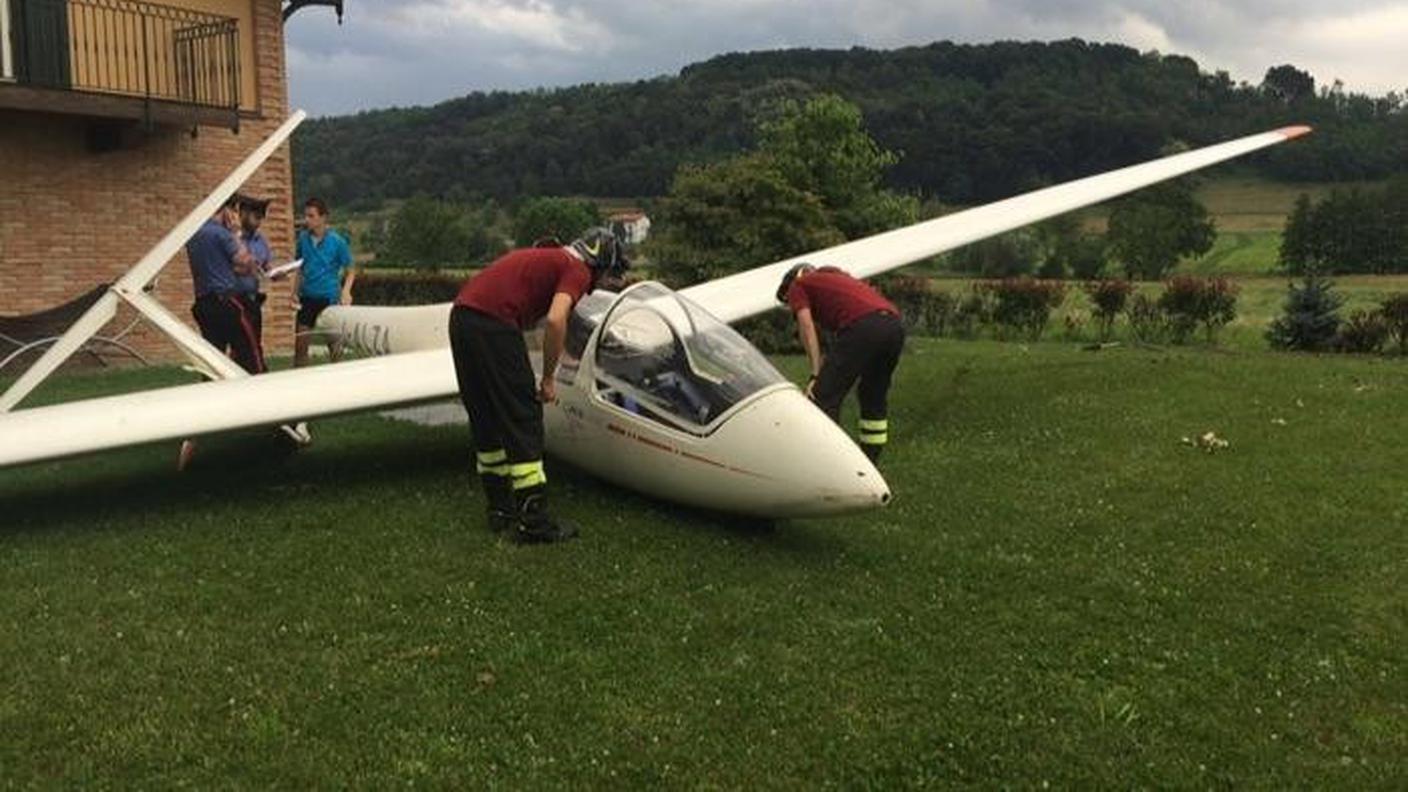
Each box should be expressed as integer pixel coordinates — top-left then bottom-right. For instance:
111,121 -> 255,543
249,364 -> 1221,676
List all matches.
340,321 -> 392,355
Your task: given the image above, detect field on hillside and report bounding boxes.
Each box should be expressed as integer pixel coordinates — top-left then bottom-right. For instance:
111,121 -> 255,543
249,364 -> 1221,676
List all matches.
1194,177 -> 1376,232
1065,176 -> 1381,276
2,341 -> 1405,787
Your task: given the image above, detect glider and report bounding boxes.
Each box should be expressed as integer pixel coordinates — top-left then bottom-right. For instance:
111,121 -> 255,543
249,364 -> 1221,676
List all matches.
0,113 -> 1310,517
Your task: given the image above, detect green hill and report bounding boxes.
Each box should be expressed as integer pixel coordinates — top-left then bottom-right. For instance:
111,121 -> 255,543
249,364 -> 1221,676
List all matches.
293,39 -> 1407,210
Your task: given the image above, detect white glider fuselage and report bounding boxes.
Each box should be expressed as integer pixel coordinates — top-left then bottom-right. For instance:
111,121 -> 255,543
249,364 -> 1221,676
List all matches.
321,282 -> 890,518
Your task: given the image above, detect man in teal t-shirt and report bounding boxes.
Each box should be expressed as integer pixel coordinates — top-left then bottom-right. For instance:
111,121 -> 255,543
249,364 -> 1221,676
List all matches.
292,196 -> 356,367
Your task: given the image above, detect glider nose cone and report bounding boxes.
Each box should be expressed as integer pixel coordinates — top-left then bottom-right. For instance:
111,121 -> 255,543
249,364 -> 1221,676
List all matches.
720,386 -> 891,517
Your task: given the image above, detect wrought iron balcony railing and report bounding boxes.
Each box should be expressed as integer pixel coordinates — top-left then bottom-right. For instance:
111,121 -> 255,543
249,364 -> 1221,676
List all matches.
6,0 -> 241,128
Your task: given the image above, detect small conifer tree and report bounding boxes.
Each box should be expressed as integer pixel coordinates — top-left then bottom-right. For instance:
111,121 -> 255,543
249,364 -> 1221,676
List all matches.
1266,274 -> 1343,351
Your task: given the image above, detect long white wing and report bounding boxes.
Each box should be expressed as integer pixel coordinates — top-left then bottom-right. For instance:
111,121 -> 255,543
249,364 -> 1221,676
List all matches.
681,126 -> 1310,323
0,350 -> 455,467
0,125 -> 1308,468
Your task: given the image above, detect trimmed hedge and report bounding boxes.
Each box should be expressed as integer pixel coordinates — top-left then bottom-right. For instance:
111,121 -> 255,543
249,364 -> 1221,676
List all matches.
353,271 -> 466,305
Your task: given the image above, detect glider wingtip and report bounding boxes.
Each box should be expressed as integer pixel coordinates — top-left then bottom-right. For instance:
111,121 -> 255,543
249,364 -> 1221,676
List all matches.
1277,124 -> 1313,140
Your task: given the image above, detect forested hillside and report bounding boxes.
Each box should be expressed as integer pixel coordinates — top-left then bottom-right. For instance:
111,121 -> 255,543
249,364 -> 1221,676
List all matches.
292,39 -> 1407,209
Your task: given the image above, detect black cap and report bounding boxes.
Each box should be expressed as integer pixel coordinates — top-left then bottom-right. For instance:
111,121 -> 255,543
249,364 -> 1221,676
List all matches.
233,192 -> 271,215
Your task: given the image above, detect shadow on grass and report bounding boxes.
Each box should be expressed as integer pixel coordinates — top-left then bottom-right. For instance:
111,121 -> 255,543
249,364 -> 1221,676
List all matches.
551,465 -> 853,561
0,428 -> 466,536
2,425 -> 859,564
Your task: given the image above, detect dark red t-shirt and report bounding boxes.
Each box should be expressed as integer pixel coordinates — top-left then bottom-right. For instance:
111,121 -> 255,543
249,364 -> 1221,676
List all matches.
455,247 -> 592,329
786,267 -> 898,331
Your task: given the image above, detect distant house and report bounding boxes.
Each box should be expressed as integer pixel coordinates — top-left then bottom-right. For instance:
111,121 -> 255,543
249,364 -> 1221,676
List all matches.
608,210 -> 651,245
0,0 -> 342,361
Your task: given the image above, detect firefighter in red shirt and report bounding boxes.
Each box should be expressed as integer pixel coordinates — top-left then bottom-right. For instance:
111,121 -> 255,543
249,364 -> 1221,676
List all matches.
777,263 -> 905,462
450,228 -> 626,543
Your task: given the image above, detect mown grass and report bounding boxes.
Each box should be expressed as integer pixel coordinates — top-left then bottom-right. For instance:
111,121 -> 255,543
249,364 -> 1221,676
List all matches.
2,340 -> 1405,787
1194,176 -> 1382,233
1182,231 -> 1282,276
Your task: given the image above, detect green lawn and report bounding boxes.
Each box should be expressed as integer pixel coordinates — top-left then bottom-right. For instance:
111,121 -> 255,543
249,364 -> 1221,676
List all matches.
2,340 -> 1405,787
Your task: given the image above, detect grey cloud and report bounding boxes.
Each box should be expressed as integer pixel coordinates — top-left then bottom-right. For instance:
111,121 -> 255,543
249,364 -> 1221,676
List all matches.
286,1 -> 1408,115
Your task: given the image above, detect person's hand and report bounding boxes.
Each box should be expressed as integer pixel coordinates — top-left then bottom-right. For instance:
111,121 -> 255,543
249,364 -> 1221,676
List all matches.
289,295 -> 301,311
340,292 -> 353,306
538,375 -> 557,404
805,375 -> 817,399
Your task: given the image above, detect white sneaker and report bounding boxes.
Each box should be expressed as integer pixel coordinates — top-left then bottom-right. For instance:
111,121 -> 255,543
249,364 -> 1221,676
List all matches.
177,440 -> 197,472
280,422 -> 312,446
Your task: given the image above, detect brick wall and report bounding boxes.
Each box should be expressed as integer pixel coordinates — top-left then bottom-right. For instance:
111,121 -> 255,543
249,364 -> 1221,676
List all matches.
0,0 -> 295,364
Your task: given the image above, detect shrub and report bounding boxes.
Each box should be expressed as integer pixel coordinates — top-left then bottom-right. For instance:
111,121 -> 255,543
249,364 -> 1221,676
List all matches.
1066,234 -> 1109,281
1083,279 -> 1134,341
737,310 -> 802,354
876,276 -> 957,337
878,275 -> 931,332
353,271 -> 465,305
980,278 -> 1067,340
1127,294 -> 1168,343
949,231 -> 1038,278
922,290 -> 958,337
1335,309 -> 1389,354
513,197 -> 600,248
1379,293 -> 1408,354
378,196 -> 498,270
1061,311 -> 1088,342
1158,275 -> 1239,344
1265,275 -> 1343,351
953,289 -> 993,339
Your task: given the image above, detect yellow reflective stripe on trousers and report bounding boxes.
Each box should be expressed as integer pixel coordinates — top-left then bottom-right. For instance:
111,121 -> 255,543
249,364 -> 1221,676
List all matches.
858,419 -> 888,446
509,461 -> 547,490
476,449 -> 510,475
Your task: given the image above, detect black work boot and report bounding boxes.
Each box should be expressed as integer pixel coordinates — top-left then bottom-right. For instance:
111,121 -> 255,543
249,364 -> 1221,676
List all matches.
481,474 -> 515,533
512,488 -> 579,545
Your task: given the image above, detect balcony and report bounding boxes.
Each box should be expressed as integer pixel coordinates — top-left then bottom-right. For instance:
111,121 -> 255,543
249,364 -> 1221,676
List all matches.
0,0 -> 242,131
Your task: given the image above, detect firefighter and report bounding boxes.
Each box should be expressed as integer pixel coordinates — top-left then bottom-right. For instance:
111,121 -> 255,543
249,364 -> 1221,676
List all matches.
777,263 -> 904,462
449,228 -> 626,544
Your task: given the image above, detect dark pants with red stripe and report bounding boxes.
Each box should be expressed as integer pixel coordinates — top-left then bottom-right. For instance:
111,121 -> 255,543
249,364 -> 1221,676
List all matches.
192,292 -> 266,374
813,311 -> 905,459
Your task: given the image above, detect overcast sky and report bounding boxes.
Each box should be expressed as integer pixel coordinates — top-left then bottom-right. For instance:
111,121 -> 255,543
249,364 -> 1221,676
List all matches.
285,1 -> 1408,117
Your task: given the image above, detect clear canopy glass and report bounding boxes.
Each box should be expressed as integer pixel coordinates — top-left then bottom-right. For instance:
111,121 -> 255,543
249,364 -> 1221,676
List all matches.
591,282 -> 785,433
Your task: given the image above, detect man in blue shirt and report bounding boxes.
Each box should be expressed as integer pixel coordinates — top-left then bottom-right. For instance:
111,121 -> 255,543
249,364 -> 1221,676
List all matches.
187,195 -> 264,374
179,193 -> 269,471
292,197 -> 356,367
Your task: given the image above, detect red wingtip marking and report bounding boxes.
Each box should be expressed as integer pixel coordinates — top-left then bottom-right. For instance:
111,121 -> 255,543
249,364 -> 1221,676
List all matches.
1277,125 -> 1313,140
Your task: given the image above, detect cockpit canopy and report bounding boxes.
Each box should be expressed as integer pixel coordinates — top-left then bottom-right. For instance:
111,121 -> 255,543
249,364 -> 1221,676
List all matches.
568,282 -> 785,434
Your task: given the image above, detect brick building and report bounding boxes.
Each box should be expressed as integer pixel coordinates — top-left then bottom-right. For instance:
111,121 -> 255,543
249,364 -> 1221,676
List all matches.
0,0 -> 335,362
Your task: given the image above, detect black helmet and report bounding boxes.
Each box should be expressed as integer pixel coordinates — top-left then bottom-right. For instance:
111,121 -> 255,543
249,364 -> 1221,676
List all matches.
571,227 -> 627,272
776,262 -> 814,303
